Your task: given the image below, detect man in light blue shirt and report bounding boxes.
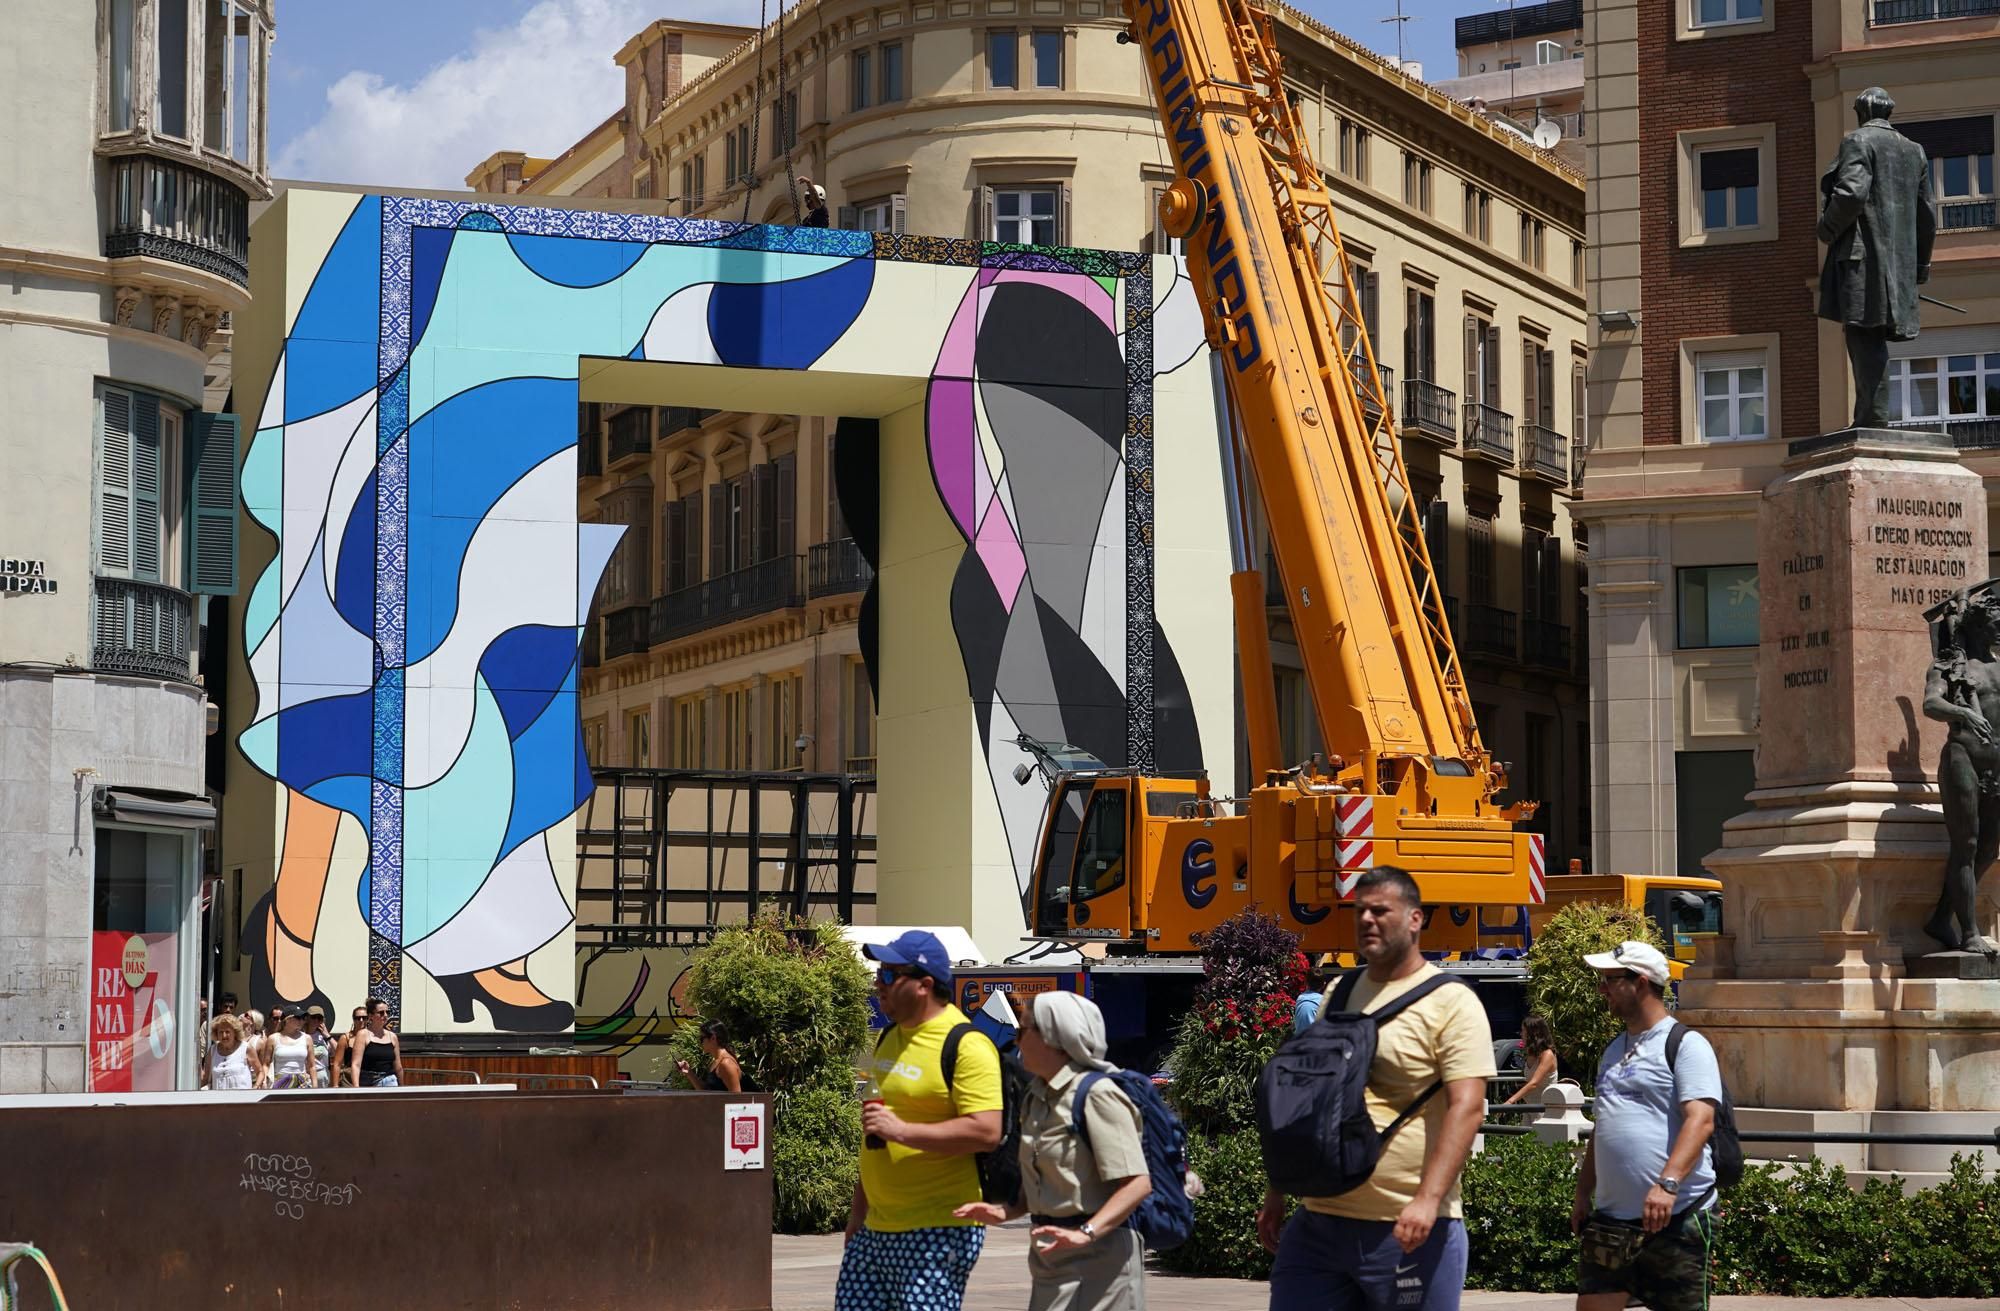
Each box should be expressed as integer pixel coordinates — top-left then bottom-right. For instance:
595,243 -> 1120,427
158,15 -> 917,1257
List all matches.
1292,957 -> 1333,1033
1570,940 -> 1720,1311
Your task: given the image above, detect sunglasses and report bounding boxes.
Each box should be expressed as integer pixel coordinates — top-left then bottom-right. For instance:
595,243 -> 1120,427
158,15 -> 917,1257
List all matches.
876,966 -> 926,987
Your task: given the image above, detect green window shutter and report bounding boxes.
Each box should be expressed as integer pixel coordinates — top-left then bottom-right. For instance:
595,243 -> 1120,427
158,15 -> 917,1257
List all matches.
132,394 -> 163,582
98,388 -> 135,576
188,411 -> 240,594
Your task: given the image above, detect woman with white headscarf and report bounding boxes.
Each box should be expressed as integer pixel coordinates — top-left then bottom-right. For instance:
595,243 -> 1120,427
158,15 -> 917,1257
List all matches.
954,991 -> 1152,1311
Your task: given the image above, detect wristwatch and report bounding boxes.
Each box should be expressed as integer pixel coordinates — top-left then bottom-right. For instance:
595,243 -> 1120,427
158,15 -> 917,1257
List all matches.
1079,1221 -> 1098,1240
1656,1175 -> 1681,1196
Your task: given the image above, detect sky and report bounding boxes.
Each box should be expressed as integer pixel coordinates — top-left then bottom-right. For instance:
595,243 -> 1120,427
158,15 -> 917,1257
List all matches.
268,0 -> 1475,190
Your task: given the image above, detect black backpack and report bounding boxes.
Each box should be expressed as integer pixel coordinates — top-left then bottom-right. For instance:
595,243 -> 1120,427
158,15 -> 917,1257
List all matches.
1664,1021 -> 1744,1190
876,1022 -> 1029,1206
1254,969 -> 1466,1198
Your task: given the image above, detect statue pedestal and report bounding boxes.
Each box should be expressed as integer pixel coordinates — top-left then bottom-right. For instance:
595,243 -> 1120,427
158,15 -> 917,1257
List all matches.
1678,429 -> 2000,1131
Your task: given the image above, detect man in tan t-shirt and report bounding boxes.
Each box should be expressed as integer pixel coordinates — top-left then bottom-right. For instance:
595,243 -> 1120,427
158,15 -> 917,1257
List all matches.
1258,866 -> 1495,1311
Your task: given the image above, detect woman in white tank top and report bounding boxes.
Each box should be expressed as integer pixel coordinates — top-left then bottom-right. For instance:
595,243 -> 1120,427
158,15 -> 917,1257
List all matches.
204,1016 -> 254,1090
266,1010 -> 318,1089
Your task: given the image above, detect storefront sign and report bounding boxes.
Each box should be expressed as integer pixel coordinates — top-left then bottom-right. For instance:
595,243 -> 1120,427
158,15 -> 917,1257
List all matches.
90,931 -> 178,1092
0,558 -> 58,594
722,1102 -> 766,1171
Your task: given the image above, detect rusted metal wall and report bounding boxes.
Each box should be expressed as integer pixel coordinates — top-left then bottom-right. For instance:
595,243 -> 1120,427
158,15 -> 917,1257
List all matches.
0,1091 -> 771,1309
400,1051 -> 622,1088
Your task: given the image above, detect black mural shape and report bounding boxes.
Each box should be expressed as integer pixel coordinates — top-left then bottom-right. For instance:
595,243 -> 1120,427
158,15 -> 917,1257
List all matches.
834,416 -> 882,697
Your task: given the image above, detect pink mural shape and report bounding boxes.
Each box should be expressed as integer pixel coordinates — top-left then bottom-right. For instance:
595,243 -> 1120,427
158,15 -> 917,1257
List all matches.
974,491 -> 1028,612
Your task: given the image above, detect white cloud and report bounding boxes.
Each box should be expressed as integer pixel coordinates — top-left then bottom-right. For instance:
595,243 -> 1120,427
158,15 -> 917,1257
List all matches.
274,0 -> 761,189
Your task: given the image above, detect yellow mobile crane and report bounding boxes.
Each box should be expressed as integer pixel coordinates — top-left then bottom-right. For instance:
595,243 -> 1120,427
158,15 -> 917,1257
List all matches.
1020,0 -> 1543,955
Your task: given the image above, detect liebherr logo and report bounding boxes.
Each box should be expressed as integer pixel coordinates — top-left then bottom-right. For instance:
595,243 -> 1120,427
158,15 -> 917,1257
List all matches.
1136,0 -> 1263,374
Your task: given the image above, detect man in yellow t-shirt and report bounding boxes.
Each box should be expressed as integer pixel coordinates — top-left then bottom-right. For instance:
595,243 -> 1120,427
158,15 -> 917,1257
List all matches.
1257,867 -> 1495,1311
839,930 -> 1004,1311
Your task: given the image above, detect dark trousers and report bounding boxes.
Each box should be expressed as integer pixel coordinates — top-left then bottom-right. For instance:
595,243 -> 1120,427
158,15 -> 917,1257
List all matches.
1845,324 -> 1891,428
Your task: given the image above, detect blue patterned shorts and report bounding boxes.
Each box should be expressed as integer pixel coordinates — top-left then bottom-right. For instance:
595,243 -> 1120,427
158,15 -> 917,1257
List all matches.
834,1226 -> 986,1311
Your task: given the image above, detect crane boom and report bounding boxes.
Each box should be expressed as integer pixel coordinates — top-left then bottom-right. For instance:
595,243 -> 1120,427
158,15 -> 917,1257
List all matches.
1133,0 -> 1489,793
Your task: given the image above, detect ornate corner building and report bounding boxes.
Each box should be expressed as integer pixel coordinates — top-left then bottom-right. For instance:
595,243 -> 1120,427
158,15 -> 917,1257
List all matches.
0,0 -> 271,1093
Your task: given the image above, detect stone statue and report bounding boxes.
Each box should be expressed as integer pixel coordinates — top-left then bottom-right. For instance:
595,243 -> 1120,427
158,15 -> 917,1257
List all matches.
1921,584 -> 2000,957
1817,86 -> 1937,430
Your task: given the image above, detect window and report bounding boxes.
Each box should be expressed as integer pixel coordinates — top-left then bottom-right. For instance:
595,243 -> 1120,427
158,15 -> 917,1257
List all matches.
880,41 -> 906,103
1463,313 -> 1502,409
91,826 -> 198,1091
1571,238 -> 1584,288
664,489 -> 704,593
1463,185 -> 1491,242
737,124 -> 753,181
1692,0 -> 1762,27
156,0 -> 189,138
990,186 -> 1060,244
844,656 -> 875,770
851,46 -> 873,111
1070,788 -> 1128,902
1341,257 -> 1379,357
1902,117 -> 1997,230
1467,511 -> 1495,606
680,154 -> 706,213
1032,30 -> 1064,88
1421,497 -> 1450,599
671,694 -> 707,767
1337,119 -> 1369,180
1695,349 -> 1767,442
1402,152 -> 1433,212
850,195 -> 906,233
1520,215 -> 1546,268
1404,285 -> 1437,381
988,30 -> 1017,88
204,1 -> 256,164
635,173 -> 653,200
1677,565 -> 1759,648
721,686 -> 752,770
726,131 -> 738,185
1535,39 -> 1565,64
627,709 -> 652,767
584,719 -> 607,767
768,672 -> 804,769
776,89 -> 800,152
95,385 -> 235,595
109,0 -> 135,131
1573,358 -> 1589,444
1697,146 -> 1759,232
1522,339 -> 1555,428
1889,350 -> 2000,426
709,474 -> 751,575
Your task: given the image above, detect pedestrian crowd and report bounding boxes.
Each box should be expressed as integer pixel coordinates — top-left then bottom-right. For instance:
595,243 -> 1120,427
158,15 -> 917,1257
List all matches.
834,872 -> 1729,1311
200,994 -> 403,1090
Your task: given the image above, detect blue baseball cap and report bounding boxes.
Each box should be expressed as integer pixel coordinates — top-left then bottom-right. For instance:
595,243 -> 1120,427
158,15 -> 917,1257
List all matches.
865,931 -> 954,987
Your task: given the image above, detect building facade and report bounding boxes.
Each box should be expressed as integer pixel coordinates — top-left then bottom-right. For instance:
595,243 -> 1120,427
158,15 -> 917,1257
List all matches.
1433,0 -> 1587,167
482,0 -> 1592,873
1,0 -> 270,1092
1579,0 -> 2000,876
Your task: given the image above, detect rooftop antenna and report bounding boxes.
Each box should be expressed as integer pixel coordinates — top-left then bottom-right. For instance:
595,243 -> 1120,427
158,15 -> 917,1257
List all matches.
1379,0 -> 1413,68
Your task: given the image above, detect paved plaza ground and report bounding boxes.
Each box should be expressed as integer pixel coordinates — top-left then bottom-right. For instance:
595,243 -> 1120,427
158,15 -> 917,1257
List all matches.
772,1226 -> 2000,1311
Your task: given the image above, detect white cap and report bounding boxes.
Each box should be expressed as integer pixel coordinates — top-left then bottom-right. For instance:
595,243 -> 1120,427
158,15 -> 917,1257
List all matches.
1583,940 -> 1672,987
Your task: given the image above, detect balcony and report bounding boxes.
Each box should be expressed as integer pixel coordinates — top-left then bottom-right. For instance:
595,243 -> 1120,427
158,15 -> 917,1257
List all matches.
92,577 -> 195,681
1894,416 -> 2000,450
1521,423 -> 1569,484
1401,378 -> 1458,444
1870,0 -> 2000,23
652,555 -> 803,643
1351,360 -> 1393,422
1572,437 -> 1588,484
607,409 -> 652,466
604,605 -> 652,659
1940,199 -> 1997,233
105,155 -> 251,287
808,538 -> 874,598
1525,618 -> 1572,670
580,618 -> 602,669
1464,602 -> 1518,661
579,428 -> 602,477
1455,0 -> 1580,45
1462,402 -> 1516,464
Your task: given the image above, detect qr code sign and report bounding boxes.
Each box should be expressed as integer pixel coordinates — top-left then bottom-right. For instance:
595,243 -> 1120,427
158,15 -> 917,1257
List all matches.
732,1117 -> 759,1149
723,1102 -> 767,1170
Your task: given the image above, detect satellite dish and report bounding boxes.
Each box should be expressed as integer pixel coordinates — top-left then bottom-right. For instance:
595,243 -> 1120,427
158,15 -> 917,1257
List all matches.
1533,119 -> 1563,150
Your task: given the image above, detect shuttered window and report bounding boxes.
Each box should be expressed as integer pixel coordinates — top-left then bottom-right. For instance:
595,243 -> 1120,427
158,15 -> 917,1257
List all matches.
97,385 -> 210,587
98,389 -> 136,576
188,412 -> 239,594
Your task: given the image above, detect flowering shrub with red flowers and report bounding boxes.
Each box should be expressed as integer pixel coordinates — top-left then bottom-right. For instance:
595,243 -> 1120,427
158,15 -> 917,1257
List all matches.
1165,910 -> 1305,1137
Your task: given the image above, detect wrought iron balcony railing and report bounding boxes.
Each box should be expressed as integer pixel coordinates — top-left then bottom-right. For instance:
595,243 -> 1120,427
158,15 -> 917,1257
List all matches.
105,155 -> 251,286
1350,360 -> 1394,420
92,576 -> 195,681
1869,0 -> 2000,23
1465,602 -> 1518,661
808,538 -> 874,598
603,604 -> 651,659
1401,378 -> 1458,443
1521,423 -> 1569,483
1892,416 -> 2000,450
1525,617 -> 1572,670
607,409 -> 651,465
651,555 -> 803,643
1463,402 -> 1516,464
1939,199 -> 1997,233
